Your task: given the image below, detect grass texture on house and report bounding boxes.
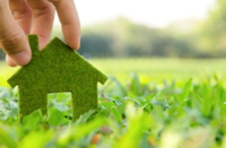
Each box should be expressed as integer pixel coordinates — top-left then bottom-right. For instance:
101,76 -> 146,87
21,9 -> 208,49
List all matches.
7,35 -> 107,121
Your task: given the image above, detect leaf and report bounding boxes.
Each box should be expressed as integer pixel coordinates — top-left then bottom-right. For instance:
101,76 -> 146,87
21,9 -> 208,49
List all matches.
22,110 -> 44,129
48,107 -> 65,126
0,125 -> 17,148
117,103 -> 152,148
179,78 -> 192,101
0,87 -> 11,100
76,110 -> 96,125
110,77 -> 128,97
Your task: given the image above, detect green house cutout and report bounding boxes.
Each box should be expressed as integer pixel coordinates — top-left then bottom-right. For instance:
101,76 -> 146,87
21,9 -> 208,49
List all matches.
7,35 -> 108,121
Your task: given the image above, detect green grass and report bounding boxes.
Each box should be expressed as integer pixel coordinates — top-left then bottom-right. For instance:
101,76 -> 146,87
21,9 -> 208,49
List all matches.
92,58 -> 225,80
0,58 -> 225,86
0,58 -> 226,148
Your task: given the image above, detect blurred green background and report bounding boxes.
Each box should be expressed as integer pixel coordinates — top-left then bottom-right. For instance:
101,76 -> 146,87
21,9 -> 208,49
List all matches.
0,0 -> 225,84
0,0 -> 225,59
76,0 -> 225,58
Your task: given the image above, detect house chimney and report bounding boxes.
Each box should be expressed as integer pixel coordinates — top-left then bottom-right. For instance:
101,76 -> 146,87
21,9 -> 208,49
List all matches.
28,35 -> 39,58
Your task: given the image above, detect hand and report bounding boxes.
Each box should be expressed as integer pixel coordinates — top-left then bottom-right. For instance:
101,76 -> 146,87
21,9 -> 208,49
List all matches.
0,0 -> 80,67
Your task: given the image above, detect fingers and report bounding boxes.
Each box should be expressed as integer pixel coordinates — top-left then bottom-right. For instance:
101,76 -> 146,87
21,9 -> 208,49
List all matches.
27,0 -> 55,49
6,55 -> 17,67
10,0 -> 55,49
49,0 -> 80,50
9,0 -> 32,34
0,0 -> 80,68
0,1 -> 31,66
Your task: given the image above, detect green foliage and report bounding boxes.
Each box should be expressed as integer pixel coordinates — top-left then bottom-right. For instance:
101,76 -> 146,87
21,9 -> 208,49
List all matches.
77,0 -> 224,58
7,35 -> 107,121
77,10 -> 225,59
196,0 -> 226,54
0,71 -> 225,147
79,18 -> 202,58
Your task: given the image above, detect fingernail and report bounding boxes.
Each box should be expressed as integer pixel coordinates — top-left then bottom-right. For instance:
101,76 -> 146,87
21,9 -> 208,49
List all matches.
10,50 -> 31,66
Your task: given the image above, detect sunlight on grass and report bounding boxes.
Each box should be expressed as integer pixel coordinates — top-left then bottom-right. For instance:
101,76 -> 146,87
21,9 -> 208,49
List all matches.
91,58 -> 226,84
0,59 -> 225,87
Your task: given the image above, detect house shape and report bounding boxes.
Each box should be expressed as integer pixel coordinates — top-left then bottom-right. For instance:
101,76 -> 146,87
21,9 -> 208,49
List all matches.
7,35 -> 108,121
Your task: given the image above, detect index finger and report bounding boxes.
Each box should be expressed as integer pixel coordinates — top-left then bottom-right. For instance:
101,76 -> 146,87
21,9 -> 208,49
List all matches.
49,0 -> 80,50
0,0 -> 31,66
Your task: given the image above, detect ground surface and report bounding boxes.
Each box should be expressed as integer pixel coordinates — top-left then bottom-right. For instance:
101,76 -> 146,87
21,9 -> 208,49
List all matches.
0,58 -> 226,148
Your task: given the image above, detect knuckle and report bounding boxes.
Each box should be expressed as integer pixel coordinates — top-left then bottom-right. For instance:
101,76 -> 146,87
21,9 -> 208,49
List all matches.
12,10 -> 30,21
1,32 -> 25,55
29,1 -> 55,18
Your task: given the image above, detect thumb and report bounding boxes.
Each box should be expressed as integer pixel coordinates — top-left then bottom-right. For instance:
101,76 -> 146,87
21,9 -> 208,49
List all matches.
0,1 -> 31,66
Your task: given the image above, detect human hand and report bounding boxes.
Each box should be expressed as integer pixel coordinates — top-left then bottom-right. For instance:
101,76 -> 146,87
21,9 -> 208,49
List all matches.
0,0 -> 80,67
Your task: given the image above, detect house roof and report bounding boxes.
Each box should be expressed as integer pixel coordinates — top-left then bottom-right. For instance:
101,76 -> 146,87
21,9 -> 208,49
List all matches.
8,35 -> 108,89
